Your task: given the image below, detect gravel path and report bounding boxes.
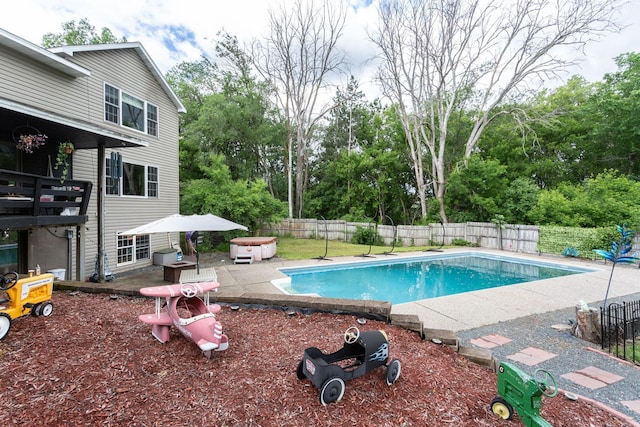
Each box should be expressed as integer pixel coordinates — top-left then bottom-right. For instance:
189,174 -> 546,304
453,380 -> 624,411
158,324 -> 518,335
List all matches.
456,292 -> 640,423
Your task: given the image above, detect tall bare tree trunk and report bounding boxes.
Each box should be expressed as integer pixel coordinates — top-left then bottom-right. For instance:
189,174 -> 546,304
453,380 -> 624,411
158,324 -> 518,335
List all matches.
371,0 -> 621,222
251,0 -> 347,218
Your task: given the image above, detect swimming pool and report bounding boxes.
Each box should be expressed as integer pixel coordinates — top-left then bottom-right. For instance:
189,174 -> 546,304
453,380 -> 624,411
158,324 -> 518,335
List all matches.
276,252 -> 595,304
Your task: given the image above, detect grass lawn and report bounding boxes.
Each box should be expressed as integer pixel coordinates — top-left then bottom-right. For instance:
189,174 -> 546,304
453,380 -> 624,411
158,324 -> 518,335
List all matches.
274,236 -> 437,260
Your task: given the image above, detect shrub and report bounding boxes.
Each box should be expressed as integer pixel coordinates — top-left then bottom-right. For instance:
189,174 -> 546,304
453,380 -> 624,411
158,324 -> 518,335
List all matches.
451,238 -> 478,247
351,226 -> 384,246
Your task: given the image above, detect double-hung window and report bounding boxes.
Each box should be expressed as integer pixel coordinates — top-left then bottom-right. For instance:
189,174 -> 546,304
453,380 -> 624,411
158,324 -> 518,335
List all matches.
106,157 -> 159,198
117,234 -> 150,265
104,83 -> 158,136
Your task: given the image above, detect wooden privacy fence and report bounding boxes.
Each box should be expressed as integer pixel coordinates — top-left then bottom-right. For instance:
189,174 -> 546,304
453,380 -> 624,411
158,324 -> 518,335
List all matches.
261,219 -> 541,254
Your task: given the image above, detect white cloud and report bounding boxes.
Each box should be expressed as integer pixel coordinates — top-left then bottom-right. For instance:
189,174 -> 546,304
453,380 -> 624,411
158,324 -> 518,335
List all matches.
1,0 -> 638,101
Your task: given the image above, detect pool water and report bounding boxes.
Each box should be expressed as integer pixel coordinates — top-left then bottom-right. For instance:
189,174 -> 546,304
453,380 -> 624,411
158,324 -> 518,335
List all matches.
277,253 -> 594,304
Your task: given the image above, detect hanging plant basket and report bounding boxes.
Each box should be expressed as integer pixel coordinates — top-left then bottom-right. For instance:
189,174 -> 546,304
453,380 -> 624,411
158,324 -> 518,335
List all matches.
55,141 -> 75,184
12,125 -> 47,153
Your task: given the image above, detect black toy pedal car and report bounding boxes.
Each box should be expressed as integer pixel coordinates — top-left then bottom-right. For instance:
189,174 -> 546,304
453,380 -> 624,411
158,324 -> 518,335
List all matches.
296,326 -> 401,405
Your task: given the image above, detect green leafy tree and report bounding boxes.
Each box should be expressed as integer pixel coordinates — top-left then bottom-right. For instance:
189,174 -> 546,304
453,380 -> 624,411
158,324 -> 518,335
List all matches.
166,34 -> 287,198
306,86 -> 415,224
588,53 -> 640,176
501,177 -> 540,224
530,185 -> 581,226
165,58 -> 219,131
42,18 -> 126,47
480,78 -> 597,188
445,156 -> 508,222
180,154 -> 287,233
531,170 -> 640,227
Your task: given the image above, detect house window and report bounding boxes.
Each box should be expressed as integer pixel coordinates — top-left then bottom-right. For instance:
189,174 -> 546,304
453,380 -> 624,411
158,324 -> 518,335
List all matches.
135,234 -> 151,261
104,83 -> 158,136
147,104 -> 158,136
148,166 -> 158,197
105,84 -> 119,124
117,234 -> 134,264
122,93 -> 145,131
106,158 -> 119,195
123,163 -> 145,196
106,157 -> 158,198
117,234 -> 150,265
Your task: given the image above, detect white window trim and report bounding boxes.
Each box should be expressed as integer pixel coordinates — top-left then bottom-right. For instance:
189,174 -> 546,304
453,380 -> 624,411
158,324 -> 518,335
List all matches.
104,82 -> 159,137
116,234 -> 151,267
106,157 -> 160,199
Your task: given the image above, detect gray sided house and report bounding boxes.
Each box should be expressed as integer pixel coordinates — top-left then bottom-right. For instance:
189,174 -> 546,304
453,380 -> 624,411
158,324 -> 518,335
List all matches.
0,28 -> 185,281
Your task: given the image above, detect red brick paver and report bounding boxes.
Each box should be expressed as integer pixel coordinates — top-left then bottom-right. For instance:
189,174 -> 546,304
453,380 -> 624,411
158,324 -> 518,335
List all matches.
470,333 -> 512,348
576,366 -> 624,385
561,372 -> 608,389
622,400 -> 640,416
560,366 -> 624,390
506,347 -> 557,366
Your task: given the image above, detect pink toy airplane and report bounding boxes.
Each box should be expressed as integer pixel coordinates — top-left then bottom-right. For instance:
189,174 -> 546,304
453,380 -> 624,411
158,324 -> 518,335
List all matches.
138,281 -> 228,358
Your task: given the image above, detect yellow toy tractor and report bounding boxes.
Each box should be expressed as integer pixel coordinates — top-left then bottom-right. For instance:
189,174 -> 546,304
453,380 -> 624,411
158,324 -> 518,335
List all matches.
0,272 -> 54,340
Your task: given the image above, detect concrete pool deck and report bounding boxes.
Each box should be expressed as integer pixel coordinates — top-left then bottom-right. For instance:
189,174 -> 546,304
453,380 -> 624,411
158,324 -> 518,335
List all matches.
59,248 -> 639,332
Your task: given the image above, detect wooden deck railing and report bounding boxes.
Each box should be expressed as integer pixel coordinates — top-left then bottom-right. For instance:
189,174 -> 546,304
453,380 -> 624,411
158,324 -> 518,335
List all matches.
0,169 -> 92,230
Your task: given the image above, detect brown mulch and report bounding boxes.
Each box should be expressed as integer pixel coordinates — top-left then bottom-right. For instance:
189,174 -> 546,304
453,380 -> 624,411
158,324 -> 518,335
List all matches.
0,291 -> 632,426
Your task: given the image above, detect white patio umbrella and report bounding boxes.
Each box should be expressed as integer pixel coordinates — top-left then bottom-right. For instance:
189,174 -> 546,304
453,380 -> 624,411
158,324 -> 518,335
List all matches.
118,213 -> 248,235
118,213 -> 248,275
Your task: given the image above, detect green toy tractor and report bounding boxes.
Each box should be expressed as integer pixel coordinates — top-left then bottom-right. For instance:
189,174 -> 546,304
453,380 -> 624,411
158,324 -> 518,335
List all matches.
490,362 -> 558,427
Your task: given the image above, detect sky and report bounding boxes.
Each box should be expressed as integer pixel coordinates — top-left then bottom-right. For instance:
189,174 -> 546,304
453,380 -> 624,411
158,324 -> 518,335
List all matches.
1,0 -> 639,102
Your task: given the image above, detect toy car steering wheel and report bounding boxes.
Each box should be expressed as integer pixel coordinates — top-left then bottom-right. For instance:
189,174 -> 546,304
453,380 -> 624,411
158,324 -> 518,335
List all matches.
180,283 -> 198,298
534,368 -> 558,397
344,326 -> 360,344
0,272 -> 18,291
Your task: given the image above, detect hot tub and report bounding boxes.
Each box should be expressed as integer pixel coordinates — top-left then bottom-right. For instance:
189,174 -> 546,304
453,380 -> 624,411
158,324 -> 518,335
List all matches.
230,237 -> 277,262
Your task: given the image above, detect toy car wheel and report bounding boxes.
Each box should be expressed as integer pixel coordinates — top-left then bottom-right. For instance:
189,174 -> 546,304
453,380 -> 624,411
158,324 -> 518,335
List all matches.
386,358 -> 401,385
296,360 -> 306,380
31,303 -> 41,316
490,396 -> 513,420
0,313 -> 11,341
320,377 -> 345,406
40,302 -> 54,317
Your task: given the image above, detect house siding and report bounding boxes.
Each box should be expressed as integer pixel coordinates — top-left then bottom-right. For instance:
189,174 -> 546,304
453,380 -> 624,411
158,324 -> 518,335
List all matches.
0,44 -> 93,122
1,36 -> 182,278
66,49 -> 181,276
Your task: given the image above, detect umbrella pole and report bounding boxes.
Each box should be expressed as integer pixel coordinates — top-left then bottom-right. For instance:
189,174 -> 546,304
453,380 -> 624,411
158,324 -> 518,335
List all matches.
195,235 -> 200,274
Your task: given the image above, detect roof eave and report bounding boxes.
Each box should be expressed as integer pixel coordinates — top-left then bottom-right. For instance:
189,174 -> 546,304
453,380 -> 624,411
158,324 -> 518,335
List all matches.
0,28 -> 90,78
51,43 -> 186,113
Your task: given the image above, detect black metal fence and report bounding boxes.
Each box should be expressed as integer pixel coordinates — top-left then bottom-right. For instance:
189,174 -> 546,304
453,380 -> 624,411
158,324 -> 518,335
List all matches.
601,300 -> 640,365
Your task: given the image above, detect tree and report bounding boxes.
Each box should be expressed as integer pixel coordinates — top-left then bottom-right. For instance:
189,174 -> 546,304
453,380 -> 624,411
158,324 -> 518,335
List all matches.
531,170 -> 640,227
166,35 -> 287,197
371,0 -> 622,222
180,153 -> 287,233
251,0 -> 348,218
479,77 -> 597,188
42,18 -> 126,47
445,156 -> 508,222
587,52 -> 640,176
305,83 -> 416,224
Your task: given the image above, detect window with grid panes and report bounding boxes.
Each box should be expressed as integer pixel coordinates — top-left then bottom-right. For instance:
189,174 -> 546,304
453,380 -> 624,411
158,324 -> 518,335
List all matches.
117,234 -> 134,264
147,166 -> 158,197
104,83 -> 159,137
